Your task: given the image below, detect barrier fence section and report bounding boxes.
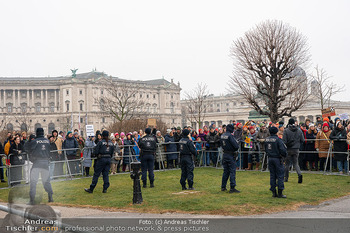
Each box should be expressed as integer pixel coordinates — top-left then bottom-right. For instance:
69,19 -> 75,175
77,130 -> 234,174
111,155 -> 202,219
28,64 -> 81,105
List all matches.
0,138 -> 349,188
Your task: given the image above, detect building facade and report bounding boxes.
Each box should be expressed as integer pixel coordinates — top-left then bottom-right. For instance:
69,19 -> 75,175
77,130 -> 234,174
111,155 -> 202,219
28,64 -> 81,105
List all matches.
181,94 -> 350,129
0,71 -> 182,135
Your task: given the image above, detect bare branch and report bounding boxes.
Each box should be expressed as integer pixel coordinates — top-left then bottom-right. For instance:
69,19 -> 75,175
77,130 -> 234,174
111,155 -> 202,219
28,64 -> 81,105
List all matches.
228,20 -> 311,122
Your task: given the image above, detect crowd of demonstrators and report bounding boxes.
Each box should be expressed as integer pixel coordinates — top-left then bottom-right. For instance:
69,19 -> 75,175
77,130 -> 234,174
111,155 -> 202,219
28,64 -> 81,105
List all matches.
0,115 -> 349,188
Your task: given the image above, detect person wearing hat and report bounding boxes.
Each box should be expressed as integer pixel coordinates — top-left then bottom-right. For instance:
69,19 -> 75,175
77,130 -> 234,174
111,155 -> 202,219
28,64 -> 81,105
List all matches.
63,131 -> 79,175
138,128 -> 158,188
257,123 -> 270,171
85,130 -> 115,193
283,118 -> 304,183
220,124 -> 240,193
265,127 -> 287,198
24,128 -> 54,204
179,129 -> 197,190
330,121 -> 348,174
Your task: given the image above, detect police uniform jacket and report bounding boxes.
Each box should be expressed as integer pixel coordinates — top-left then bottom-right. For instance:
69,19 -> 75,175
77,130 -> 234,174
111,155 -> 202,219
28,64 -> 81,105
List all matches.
179,138 -> 197,156
138,134 -> 157,155
220,132 -> 239,154
24,137 -> 51,163
94,139 -> 115,158
264,135 -> 287,158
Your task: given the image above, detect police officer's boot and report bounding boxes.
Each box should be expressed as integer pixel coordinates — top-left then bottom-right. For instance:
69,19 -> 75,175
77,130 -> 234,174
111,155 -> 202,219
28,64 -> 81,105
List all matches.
229,186 -> 240,193
142,180 -> 147,188
188,186 -> 195,190
48,193 -> 54,203
182,185 -> 187,190
298,175 -> 303,184
28,197 -> 35,205
221,187 -> 227,191
150,181 -> 154,188
271,189 -> 277,198
278,189 -> 287,198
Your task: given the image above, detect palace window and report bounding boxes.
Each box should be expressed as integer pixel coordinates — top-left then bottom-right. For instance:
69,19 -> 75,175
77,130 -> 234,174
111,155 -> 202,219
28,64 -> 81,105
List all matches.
79,90 -> 83,95
35,103 -> 41,113
80,103 -> 83,111
7,104 -> 12,113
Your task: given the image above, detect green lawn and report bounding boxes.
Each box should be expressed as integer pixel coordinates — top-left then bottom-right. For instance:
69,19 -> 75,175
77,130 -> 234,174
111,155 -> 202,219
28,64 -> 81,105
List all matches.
1,168 -> 350,216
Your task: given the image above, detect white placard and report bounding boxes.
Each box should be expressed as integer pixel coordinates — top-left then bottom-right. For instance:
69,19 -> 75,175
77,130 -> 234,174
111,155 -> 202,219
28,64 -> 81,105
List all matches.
86,125 -> 95,137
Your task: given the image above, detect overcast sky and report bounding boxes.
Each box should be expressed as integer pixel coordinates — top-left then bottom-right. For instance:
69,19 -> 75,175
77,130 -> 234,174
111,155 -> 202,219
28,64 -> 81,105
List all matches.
0,0 -> 349,101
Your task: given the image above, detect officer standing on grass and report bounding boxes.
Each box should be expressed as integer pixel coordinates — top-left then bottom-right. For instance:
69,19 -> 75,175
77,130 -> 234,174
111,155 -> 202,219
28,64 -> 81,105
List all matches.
179,129 -> 197,190
138,128 -> 157,188
24,128 -> 54,205
265,126 -> 287,198
85,130 -> 114,193
220,124 -> 240,193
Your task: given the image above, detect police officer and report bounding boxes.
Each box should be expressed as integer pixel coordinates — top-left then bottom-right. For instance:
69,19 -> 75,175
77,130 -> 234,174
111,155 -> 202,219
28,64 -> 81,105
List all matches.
220,124 -> 240,193
179,129 -> 196,190
138,128 -> 157,188
85,130 -> 114,193
265,127 -> 287,198
24,128 -> 53,205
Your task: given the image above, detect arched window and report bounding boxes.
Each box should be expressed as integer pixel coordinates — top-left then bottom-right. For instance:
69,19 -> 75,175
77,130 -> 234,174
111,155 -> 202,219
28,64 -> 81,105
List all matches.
34,123 -> 42,132
21,123 -> 28,132
7,123 -> 13,131
48,123 -> 55,133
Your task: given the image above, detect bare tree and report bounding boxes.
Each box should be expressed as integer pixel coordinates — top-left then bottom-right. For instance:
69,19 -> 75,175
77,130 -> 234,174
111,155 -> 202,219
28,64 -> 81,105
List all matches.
184,83 -> 209,129
96,77 -> 145,129
13,112 -> 32,132
229,20 -> 311,122
310,65 -> 344,110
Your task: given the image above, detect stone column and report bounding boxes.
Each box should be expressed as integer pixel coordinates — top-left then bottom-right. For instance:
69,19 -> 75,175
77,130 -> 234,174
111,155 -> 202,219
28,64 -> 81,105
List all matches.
40,89 -> 43,112
45,89 -> 48,112
54,89 -> 57,112
26,89 -> 29,112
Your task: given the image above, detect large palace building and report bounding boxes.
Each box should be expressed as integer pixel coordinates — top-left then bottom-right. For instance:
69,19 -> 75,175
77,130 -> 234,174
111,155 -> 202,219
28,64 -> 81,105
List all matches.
0,71 -> 182,134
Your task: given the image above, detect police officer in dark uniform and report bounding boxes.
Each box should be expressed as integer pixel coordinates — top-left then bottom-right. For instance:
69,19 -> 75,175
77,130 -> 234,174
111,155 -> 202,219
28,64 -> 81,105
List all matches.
138,128 -> 157,188
85,130 -> 114,193
24,128 -> 54,205
179,129 -> 196,190
265,127 -> 287,198
220,124 -> 240,193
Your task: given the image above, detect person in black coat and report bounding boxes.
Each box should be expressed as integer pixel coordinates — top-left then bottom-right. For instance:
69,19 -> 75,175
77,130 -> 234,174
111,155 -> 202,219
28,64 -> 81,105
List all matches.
179,129 -> 197,190
0,142 -> 5,182
265,127 -> 288,198
9,136 -> 25,186
85,130 -> 115,193
304,124 -> 318,170
330,121 -> 348,174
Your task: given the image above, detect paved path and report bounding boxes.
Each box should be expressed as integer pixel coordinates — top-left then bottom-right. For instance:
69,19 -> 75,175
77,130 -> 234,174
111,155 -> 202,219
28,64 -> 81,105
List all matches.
2,195 -> 350,219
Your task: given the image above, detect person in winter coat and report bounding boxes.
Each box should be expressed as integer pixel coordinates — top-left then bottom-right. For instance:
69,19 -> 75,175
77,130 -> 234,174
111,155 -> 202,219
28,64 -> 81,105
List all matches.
114,133 -> 123,173
123,133 -> 135,172
241,126 -> 250,169
52,130 -> 64,177
304,124 -> 318,170
164,130 -> 178,169
48,136 -> 59,179
315,123 -> 332,171
9,136 -> 25,186
257,124 -> 270,170
0,142 -> 5,183
155,131 -> 165,170
63,131 -> 79,176
83,136 -> 96,177
330,121 -> 348,174
248,126 -> 260,170
205,127 -> 220,166
197,129 -> 206,142
283,118 -> 305,183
